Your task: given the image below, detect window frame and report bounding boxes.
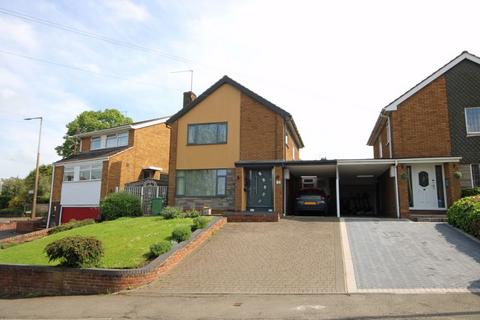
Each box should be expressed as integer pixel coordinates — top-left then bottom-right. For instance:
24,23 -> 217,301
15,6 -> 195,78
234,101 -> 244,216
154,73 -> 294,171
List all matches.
187,122 -> 228,145
62,163 -> 102,183
90,136 -> 102,150
465,107 -> 480,136
176,169 -> 228,197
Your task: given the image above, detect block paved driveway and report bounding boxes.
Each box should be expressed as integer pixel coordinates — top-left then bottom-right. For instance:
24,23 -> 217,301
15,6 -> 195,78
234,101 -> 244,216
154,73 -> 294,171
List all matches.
133,217 -> 345,295
344,219 -> 480,292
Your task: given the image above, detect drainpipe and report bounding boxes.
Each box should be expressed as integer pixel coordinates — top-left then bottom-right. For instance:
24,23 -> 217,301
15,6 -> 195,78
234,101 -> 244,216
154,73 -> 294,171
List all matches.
394,160 -> 400,219
46,164 -> 55,229
336,165 -> 340,218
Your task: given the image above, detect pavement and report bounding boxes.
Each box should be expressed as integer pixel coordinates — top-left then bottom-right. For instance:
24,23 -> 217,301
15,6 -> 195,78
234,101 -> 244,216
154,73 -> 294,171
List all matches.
0,292 -> 479,319
134,216 -> 345,294
344,219 -> 480,292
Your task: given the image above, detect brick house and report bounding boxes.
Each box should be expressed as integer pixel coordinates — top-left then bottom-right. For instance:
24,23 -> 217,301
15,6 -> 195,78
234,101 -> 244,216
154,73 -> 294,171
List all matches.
367,51 -> 480,217
48,117 -> 170,225
166,76 -> 304,220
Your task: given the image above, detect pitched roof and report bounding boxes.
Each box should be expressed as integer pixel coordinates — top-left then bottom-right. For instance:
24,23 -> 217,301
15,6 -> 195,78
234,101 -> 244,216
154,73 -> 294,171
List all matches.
367,51 -> 480,145
75,116 -> 170,138
55,146 -> 130,164
166,75 -> 304,148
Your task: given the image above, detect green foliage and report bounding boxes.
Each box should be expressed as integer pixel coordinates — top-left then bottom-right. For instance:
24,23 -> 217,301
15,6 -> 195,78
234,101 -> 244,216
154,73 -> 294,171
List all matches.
192,216 -> 210,231
160,206 -> 183,219
100,192 -> 142,220
44,236 -> 103,268
0,177 -> 26,209
48,219 -> 95,235
55,109 -> 133,158
447,195 -> 480,238
184,209 -> 201,218
23,165 -> 52,204
171,225 -> 192,242
148,240 -> 172,258
462,187 -> 480,198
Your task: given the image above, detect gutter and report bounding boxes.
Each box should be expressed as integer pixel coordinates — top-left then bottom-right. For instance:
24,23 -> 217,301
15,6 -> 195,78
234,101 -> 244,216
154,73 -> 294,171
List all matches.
394,160 -> 400,219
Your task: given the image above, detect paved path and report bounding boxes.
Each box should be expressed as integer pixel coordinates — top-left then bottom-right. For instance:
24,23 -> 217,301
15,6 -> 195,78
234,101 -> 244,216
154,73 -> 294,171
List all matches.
133,217 -> 345,294
344,219 -> 480,291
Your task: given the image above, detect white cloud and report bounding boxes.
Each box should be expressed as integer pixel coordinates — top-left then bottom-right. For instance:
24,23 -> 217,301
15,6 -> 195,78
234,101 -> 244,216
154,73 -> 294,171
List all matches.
104,0 -> 150,22
0,17 -> 39,52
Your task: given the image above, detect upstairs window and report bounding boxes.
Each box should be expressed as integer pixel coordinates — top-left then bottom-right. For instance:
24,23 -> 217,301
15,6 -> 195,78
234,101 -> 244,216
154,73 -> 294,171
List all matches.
63,163 -> 102,182
466,107 -> 480,135
91,137 -> 101,150
187,123 -> 227,145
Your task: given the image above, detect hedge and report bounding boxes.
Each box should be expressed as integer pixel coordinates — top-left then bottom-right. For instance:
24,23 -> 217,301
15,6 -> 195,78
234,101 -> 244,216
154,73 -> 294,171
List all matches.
447,195 -> 480,239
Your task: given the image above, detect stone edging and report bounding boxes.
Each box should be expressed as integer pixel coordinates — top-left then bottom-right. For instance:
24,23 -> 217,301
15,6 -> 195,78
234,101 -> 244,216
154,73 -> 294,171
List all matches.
0,216 -> 226,297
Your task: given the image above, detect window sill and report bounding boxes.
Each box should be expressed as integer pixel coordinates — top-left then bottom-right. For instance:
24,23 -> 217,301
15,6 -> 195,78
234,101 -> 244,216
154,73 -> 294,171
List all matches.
466,133 -> 480,137
63,179 -> 102,183
176,195 -> 227,199
186,142 -> 228,146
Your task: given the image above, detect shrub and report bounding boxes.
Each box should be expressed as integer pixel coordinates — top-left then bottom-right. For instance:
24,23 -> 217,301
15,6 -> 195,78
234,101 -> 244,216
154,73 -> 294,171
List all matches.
45,236 -> 103,268
148,240 -> 172,258
184,209 -> 201,218
100,192 -> 142,221
462,187 -> 480,198
160,206 -> 183,219
171,225 -> 192,242
192,216 -> 210,231
447,195 -> 480,238
48,219 -> 95,234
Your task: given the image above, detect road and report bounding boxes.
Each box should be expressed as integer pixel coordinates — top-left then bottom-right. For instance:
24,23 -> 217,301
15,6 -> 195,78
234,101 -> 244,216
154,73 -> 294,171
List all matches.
0,292 -> 479,319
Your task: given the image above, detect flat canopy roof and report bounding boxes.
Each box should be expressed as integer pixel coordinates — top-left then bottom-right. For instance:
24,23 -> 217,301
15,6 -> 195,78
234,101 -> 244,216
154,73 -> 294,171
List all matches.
235,157 -> 461,178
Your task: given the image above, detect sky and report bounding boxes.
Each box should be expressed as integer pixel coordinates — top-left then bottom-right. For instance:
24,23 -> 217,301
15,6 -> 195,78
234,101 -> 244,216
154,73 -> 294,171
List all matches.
1,0 -> 480,179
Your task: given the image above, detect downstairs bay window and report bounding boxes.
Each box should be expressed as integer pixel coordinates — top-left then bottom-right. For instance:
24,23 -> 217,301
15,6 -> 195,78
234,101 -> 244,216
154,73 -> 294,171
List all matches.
176,169 -> 227,197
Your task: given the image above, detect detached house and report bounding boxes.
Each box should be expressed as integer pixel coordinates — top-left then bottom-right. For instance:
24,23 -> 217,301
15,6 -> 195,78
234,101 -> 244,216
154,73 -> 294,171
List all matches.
367,51 -> 480,216
48,117 -> 170,225
166,76 -> 304,221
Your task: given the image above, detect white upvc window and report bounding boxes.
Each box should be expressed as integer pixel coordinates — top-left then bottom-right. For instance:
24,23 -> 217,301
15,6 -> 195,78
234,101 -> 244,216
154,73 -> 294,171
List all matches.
285,131 -> 289,146
63,162 -> 103,182
465,107 -> 480,135
472,164 -> 480,187
91,137 -> 101,150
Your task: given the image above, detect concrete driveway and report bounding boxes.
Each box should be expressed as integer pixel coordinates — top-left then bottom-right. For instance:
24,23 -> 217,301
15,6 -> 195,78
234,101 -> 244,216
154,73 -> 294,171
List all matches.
133,217 -> 345,295
343,219 -> 480,293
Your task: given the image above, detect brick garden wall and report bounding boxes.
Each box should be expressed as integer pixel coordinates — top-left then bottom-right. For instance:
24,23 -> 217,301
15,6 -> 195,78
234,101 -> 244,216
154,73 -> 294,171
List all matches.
0,221 -> 16,232
0,217 -> 226,297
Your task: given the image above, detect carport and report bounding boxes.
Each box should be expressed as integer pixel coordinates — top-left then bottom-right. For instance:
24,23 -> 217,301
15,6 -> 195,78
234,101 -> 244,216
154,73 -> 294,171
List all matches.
284,159 -> 399,218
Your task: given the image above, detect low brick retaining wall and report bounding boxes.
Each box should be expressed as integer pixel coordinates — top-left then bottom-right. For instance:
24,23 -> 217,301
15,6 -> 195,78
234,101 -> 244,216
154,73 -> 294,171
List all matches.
0,221 -> 17,232
0,228 -> 49,245
0,217 -> 226,297
226,213 -> 279,222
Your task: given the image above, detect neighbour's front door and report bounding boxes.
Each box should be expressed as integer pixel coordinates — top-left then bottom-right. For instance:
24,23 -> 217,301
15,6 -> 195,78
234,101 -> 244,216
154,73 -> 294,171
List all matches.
246,169 -> 273,212
411,164 -> 441,210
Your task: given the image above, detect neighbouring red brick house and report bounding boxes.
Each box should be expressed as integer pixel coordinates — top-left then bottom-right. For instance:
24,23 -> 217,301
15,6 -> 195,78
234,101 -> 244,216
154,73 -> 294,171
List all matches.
48,117 -> 170,225
367,51 -> 480,218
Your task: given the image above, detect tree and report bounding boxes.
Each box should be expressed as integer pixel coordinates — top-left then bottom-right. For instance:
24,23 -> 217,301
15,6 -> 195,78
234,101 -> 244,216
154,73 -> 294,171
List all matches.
24,164 -> 53,203
55,109 -> 133,158
0,177 -> 25,209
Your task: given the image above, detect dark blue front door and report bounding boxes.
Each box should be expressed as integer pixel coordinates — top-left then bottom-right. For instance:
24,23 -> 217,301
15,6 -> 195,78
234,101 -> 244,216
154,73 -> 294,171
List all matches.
247,169 -> 273,211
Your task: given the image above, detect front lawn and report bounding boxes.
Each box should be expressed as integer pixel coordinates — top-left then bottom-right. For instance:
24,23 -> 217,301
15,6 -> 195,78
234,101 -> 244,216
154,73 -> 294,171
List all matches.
0,216 -> 206,268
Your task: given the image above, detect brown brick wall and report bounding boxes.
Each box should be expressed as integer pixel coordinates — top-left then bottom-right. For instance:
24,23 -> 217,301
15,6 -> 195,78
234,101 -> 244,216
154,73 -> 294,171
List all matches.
274,166 -> 283,215
444,162 -> 461,207
390,76 -> 452,158
240,93 -> 285,160
397,165 -> 410,219
104,123 -> 170,196
0,217 -> 226,297
51,166 -> 64,202
373,122 -> 391,159
80,137 -> 91,152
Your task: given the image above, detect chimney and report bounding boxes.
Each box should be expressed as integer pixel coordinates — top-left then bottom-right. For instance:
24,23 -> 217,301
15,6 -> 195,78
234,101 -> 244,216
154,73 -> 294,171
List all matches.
183,91 -> 197,108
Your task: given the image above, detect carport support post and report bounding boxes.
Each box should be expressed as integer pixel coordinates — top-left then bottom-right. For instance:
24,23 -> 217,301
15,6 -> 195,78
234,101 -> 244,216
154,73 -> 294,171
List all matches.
336,165 -> 340,218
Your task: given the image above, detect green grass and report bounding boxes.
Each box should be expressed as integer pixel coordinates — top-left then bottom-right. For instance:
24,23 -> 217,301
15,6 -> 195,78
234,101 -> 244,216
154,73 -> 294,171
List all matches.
0,216 -> 209,269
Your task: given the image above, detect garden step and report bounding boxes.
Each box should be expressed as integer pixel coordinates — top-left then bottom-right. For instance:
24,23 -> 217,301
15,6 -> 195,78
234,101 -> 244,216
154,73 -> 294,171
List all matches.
410,214 -> 448,222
